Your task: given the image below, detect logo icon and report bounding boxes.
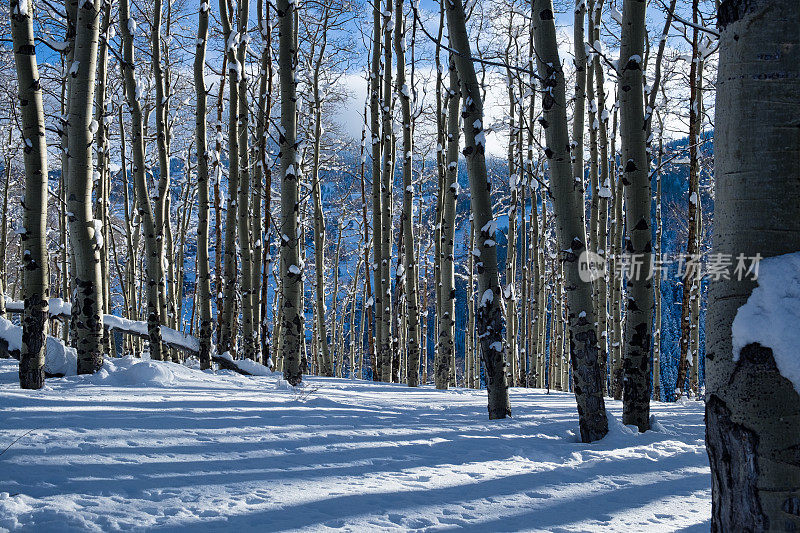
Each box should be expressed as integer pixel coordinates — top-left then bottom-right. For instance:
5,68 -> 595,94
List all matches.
578,250 -> 605,283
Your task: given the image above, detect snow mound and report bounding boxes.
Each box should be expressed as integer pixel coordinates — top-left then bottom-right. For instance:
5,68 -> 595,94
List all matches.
86,357 -> 175,387
77,357 -> 209,388
0,317 -> 77,376
0,317 -> 21,352
732,251 -> 800,394
231,357 -> 273,376
43,337 -> 77,376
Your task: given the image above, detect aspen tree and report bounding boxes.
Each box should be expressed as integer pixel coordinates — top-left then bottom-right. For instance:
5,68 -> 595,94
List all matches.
676,1 -> 703,397
331,225 -> 343,377
278,0 -> 303,385
237,0 -> 257,361
67,0 -> 104,373
445,0 -> 510,418
520,165 -> 529,383
618,0 -> 652,431
435,57 -> 459,390
256,0 -> 273,362
432,2 -> 446,378
590,0 -> 611,396
572,0 -> 587,249
62,3 -> 76,337
370,0 -> 383,381
379,0 -> 394,381
502,14 -> 519,387
610,135 -> 625,399
152,0 -> 172,347
395,0 -> 421,387
348,259 -> 361,378
689,196 -> 702,394
310,7 -> 334,377
218,0 -> 240,356
358,92 -> 375,379
0,135 -> 12,319
391,228 -> 404,382
525,13 -> 542,386
12,0 -> 48,389
586,6 -> 600,346
195,0 -> 212,369
531,0 -> 607,440
421,247 -> 430,384
118,109 -> 139,348
94,0 -> 111,325
652,112 -> 664,401
120,0 -> 165,362
466,217 -> 475,388
706,0 -> 800,528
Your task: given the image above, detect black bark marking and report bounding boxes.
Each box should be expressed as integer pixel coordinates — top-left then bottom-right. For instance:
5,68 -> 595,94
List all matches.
706,394 -> 769,531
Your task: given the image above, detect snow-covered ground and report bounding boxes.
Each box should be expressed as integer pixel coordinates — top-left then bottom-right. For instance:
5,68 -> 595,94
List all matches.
0,357 -> 710,532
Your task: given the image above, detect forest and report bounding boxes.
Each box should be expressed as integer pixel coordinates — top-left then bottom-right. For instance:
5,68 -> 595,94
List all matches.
0,0 -> 798,530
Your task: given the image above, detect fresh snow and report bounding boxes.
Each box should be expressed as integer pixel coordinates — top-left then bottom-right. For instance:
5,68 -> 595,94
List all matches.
0,317 -> 77,376
0,359 -> 710,531
732,251 -> 800,394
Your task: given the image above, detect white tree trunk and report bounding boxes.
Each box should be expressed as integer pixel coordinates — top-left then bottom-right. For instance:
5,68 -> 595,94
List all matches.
277,0 -> 303,385
706,2 -> 800,528
67,0 -> 103,373
445,0 -> 510,418
12,0 -> 49,389
531,0 -> 608,441
618,0 -> 653,431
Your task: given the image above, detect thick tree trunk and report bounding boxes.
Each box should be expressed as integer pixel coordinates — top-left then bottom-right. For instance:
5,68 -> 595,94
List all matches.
445,0 -> 510,418
120,0 -> 165,362
618,0 -> 652,431
531,0 -> 607,440
218,0 -> 240,356
12,0 -> 48,389
67,0 -> 103,373
277,0 -> 303,385
707,1 -> 800,529
195,0 -> 212,369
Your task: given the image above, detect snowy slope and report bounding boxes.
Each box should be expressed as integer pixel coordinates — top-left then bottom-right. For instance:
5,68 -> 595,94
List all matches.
0,358 -> 710,532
